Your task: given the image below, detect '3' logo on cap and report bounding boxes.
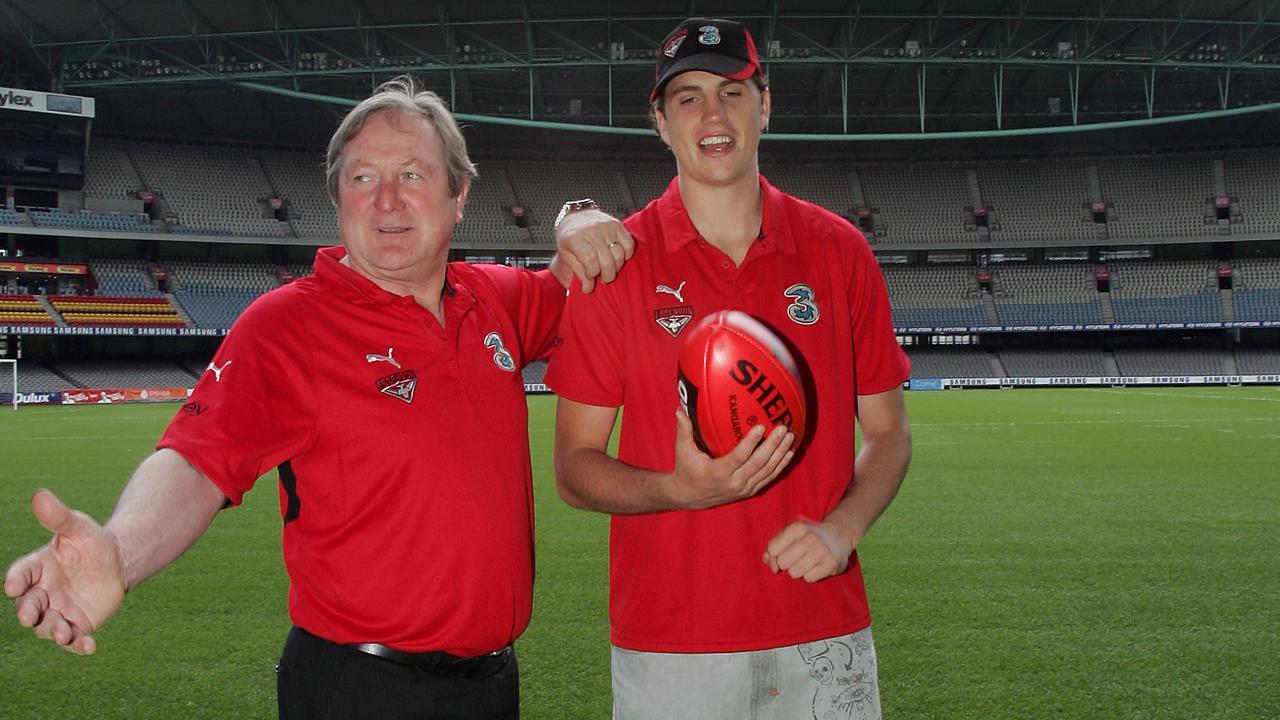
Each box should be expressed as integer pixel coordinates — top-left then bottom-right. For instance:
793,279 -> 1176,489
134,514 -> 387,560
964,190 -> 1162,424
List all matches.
698,25 -> 721,46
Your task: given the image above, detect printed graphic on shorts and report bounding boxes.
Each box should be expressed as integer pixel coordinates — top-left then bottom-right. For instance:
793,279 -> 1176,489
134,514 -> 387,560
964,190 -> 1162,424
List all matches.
796,635 -> 878,720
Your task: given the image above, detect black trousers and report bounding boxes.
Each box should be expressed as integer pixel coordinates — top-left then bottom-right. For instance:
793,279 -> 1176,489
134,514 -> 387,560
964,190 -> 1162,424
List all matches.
277,627 -> 519,720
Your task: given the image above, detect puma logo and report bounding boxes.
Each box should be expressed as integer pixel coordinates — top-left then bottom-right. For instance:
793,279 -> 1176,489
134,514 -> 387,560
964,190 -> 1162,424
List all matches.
656,281 -> 686,303
365,348 -> 401,369
206,360 -> 231,382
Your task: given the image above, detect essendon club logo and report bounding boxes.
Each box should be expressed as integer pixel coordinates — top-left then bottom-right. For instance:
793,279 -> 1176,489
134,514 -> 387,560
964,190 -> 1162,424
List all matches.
663,31 -> 688,57
654,305 -> 694,338
376,370 -> 418,404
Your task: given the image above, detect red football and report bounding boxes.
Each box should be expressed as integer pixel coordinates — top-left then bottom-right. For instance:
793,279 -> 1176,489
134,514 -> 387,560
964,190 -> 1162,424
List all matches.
676,310 -> 808,458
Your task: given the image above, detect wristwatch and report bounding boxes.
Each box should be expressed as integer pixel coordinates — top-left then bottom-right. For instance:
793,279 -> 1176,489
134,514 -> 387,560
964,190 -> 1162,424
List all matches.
554,198 -> 599,229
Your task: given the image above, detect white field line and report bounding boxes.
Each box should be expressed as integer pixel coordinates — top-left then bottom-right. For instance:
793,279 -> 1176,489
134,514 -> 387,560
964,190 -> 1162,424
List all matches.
0,412 -> 166,423
14,435 -> 159,441
910,416 -> 1276,429
1087,388 -> 1280,402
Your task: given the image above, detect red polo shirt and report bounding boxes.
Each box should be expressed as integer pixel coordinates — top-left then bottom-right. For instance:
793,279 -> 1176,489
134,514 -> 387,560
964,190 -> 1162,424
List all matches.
546,176 -> 909,653
159,246 -> 563,656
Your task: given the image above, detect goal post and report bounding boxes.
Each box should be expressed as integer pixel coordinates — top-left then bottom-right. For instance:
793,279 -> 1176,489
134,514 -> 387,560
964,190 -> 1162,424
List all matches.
1,359 -> 14,410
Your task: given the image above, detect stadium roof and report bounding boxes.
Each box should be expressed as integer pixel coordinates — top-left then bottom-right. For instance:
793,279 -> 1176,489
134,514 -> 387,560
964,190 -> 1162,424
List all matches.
4,1 -> 1280,154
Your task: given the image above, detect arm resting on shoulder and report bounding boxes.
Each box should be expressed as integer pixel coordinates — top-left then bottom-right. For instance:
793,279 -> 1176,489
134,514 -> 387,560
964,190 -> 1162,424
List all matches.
549,209 -> 636,292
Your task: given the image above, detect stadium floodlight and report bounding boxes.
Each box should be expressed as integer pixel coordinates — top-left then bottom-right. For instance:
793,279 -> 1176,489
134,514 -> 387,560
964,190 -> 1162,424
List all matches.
1,359 -> 15,410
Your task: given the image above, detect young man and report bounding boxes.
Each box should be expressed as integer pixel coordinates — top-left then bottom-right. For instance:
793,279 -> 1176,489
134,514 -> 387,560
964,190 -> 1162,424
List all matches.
4,76 -> 630,719
546,18 -> 912,720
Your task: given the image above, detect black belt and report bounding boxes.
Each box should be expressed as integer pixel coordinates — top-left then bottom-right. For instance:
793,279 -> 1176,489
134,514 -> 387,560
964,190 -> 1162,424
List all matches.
348,641 -> 513,678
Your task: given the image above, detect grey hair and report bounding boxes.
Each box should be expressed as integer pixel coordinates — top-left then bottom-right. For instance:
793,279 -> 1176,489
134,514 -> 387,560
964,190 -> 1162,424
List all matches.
325,75 -> 477,204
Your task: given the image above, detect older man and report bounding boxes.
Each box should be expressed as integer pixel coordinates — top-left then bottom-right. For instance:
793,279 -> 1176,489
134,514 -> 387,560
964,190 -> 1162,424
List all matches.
4,76 -> 629,719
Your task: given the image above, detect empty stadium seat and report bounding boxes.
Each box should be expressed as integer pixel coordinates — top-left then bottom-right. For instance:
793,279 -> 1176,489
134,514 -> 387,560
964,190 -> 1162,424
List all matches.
49,296 -> 186,327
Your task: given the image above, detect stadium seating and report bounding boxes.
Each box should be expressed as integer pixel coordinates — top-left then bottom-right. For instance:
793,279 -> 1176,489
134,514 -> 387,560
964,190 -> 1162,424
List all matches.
7,138 -> 1277,383
1232,257 -> 1280,321
1099,154 -> 1217,240
0,295 -> 57,325
522,360 -> 548,386
92,259 -> 164,297
858,163 -> 973,245
506,162 -> 632,243
175,290 -> 261,329
53,140 -> 1280,256
257,149 -> 338,241
992,263 -> 1103,324
1234,348 -> 1280,374
1233,288 -> 1280,321
881,264 -> 988,327
167,260 -> 278,292
49,295 -> 186,327
1112,295 -> 1221,324
763,164 -> 857,219
1112,348 -> 1226,375
168,225 -> 237,236
12,362 -> 70,393
996,301 -> 1104,325
283,261 -> 316,280
905,347 -> 994,377
1108,260 -> 1221,323
892,306 -> 989,327
83,142 -> 144,200
1235,257 -> 1280,288
28,208 -> 158,233
124,141 -> 292,238
625,165 -> 675,208
1223,153 -> 1280,235
180,356 -> 215,379
999,348 -> 1108,377
56,359 -> 198,389
976,161 -> 1098,244
163,260 -> 278,329
454,165 -> 527,246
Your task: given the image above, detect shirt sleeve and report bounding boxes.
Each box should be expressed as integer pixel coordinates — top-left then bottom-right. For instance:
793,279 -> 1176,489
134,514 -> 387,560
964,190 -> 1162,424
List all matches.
156,289 -> 318,506
544,274 -> 627,408
848,230 -> 912,395
473,264 -> 566,364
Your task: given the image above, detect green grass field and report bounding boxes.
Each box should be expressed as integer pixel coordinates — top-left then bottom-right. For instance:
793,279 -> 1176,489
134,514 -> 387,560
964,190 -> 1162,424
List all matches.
1,388 -> 1278,719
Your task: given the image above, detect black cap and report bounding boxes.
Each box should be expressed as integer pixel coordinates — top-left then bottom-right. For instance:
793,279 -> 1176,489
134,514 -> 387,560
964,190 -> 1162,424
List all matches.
651,18 -> 762,103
